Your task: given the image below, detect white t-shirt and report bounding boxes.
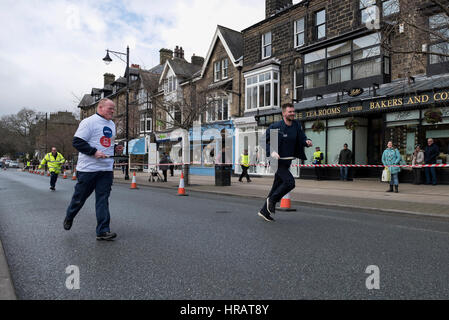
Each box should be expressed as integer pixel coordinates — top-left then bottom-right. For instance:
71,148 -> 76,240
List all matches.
74,113 -> 116,172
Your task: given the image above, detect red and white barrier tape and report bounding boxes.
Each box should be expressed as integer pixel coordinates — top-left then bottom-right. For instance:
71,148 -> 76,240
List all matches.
113,162 -> 449,168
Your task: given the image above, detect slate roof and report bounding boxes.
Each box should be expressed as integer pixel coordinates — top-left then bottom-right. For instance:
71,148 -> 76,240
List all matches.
293,73 -> 449,112
169,58 -> 202,80
78,94 -> 94,108
218,25 -> 243,61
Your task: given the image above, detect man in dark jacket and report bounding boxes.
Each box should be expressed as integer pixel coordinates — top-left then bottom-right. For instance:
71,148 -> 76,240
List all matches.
424,138 -> 439,185
338,143 -> 352,181
258,103 -> 313,222
159,152 -> 169,182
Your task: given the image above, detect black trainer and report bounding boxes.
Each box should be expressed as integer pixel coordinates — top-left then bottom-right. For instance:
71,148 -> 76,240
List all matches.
63,218 -> 73,230
258,203 -> 274,222
96,232 -> 117,241
266,198 -> 275,215
50,186 -> 55,191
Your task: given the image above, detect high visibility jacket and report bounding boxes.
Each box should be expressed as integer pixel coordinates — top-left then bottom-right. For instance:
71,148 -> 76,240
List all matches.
313,151 -> 324,164
241,154 -> 249,167
26,161 -> 31,167
39,152 -> 65,174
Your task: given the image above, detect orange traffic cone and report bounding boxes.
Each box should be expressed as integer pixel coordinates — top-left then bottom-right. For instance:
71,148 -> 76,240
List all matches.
62,171 -> 67,179
72,170 -> 77,180
47,171 -> 50,177
177,172 -> 188,196
130,171 -> 138,189
276,192 -> 296,211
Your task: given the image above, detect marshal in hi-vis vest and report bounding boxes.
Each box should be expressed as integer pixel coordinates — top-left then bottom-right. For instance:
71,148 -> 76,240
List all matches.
39,152 -> 65,174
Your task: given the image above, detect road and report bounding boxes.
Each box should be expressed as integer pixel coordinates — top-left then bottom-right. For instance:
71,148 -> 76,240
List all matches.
0,170 -> 449,299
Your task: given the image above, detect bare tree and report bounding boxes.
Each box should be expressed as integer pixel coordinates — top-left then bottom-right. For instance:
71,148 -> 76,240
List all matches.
152,83 -> 223,185
379,0 -> 449,73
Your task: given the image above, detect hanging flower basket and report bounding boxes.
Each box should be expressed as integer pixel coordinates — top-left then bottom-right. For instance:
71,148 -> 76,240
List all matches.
312,120 -> 325,133
424,108 -> 443,124
344,118 -> 359,131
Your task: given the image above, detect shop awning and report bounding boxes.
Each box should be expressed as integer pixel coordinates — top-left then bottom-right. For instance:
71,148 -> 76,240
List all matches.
126,138 -> 146,155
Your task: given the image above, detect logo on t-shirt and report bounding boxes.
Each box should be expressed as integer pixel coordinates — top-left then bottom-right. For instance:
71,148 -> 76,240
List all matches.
103,127 -> 113,138
100,126 -> 113,147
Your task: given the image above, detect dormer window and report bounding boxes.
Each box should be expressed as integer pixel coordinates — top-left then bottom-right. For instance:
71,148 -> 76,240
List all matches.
222,58 -> 229,79
214,58 -> 229,82
214,61 -> 221,81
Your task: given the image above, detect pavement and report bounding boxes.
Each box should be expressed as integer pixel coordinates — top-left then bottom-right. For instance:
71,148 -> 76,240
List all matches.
113,169 -> 449,219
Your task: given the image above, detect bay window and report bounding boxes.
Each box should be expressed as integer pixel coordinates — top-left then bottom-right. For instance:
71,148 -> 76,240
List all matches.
304,32 -> 385,88
207,95 -> 230,122
245,67 -> 280,111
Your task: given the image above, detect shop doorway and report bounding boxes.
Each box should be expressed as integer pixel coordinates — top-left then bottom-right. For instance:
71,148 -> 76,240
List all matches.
367,116 -> 384,165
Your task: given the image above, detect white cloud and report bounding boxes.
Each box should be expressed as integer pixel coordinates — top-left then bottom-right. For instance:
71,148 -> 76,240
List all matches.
0,0 -> 269,117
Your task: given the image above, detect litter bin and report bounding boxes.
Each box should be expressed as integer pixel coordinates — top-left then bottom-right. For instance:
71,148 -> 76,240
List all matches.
215,164 -> 232,186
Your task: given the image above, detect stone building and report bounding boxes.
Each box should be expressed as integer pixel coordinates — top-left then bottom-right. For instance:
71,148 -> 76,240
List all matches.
238,0 -> 449,182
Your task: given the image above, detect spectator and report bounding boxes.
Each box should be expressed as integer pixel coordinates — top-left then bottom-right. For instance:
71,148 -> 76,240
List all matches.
313,147 -> 324,180
338,143 -> 352,181
424,138 -> 439,185
411,144 -> 424,185
382,141 -> 401,193
159,152 -> 169,182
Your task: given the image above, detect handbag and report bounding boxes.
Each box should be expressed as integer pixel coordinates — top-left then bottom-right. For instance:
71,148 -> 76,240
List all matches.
382,167 -> 391,182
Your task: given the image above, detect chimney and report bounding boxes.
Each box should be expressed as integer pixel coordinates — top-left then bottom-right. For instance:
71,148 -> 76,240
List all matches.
174,46 -> 180,58
131,64 -> 140,69
179,46 -> 184,60
191,54 -> 204,66
159,48 -> 173,64
103,73 -> 115,86
266,0 -> 292,18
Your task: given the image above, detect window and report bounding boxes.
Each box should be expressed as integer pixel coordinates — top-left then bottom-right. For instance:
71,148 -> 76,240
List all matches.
294,18 -> 305,47
222,59 -> 229,79
360,0 -> 376,25
262,32 -> 272,59
140,114 -> 152,133
382,0 -> 399,17
315,9 -> 326,40
429,14 -> 449,65
206,96 -> 229,122
214,61 -> 221,81
294,69 -> 304,101
303,32 -> 384,89
245,68 -> 279,111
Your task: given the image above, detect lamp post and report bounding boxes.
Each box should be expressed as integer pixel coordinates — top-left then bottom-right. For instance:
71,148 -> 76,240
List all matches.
103,46 -> 130,180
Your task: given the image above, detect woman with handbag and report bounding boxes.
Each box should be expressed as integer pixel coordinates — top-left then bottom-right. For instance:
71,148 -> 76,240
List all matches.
382,141 -> 402,193
411,144 -> 424,185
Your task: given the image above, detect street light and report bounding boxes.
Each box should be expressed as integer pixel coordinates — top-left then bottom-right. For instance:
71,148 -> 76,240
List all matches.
102,46 -> 130,180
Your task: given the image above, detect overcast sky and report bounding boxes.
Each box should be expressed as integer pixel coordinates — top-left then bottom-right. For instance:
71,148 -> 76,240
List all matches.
0,0 -> 300,117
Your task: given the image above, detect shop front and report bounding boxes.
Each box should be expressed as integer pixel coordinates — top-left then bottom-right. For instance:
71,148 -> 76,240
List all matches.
189,121 -> 235,176
255,75 -> 449,183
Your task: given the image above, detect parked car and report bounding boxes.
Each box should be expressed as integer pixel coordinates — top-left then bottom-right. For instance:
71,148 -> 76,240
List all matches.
8,161 -> 19,168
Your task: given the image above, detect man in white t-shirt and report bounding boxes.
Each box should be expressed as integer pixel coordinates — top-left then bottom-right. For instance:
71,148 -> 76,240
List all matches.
64,98 -> 123,241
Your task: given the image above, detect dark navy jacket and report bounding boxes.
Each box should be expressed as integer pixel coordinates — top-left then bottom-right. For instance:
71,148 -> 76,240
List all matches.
424,143 -> 440,164
265,119 -> 310,160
